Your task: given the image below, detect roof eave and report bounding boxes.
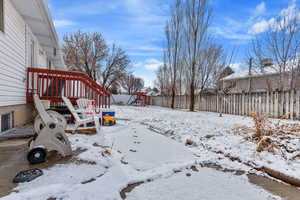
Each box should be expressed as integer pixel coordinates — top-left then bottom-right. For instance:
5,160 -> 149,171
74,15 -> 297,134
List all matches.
221,71 -> 280,81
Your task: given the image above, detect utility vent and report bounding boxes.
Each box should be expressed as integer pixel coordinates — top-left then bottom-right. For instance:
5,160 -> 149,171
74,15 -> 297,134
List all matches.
261,58 -> 273,67
1,112 -> 14,132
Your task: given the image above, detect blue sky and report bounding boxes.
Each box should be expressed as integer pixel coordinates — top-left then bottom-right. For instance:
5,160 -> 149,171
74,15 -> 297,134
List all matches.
48,0 -> 299,87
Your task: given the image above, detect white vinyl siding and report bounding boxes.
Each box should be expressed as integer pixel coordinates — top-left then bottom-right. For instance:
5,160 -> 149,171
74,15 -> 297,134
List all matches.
0,0 -> 26,106
0,0 -> 48,107
25,25 -> 48,69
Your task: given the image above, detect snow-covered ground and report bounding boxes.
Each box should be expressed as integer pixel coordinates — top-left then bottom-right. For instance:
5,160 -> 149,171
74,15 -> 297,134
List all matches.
2,105 -> 299,200
116,106 -> 300,178
126,167 -> 278,200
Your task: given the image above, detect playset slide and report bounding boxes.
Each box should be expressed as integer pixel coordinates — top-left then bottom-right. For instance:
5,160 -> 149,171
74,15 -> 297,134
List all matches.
129,98 -> 138,105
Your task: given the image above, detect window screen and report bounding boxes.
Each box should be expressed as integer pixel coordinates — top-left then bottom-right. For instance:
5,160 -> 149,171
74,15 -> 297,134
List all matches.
1,113 -> 11,132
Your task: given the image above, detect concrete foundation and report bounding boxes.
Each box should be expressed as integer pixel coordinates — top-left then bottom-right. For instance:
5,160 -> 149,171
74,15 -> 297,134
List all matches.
0,104 -> 35,131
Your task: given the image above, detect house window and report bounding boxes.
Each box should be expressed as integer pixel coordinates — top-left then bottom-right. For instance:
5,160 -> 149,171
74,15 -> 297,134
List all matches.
0,0 -> 4,32
1,112 -> 14,132
48,60 -> 52,70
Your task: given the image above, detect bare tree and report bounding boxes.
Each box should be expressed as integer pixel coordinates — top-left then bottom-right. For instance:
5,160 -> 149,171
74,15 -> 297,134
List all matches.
98,44 -> 130,90
249,10 -> 300,90
155,61 -> 172,96
63,31 -> 131,91
197,44 -> 225,92
269,15 -> 300,90
184,0 -> 212,111
63,31 -> 107,80
165,0 -> 184,109
122,74 -> 144,95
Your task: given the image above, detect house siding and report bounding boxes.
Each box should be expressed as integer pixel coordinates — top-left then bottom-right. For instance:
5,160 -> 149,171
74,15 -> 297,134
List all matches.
223,73 -> 300,93
0,0 -> 47,107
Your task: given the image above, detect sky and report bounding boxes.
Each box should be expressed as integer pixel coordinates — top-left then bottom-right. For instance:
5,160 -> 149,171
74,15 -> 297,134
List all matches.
48,0 -> 299,87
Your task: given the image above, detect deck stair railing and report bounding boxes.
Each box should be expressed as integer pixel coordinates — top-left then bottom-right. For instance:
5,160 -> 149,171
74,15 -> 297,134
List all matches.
26,68 -> 110,108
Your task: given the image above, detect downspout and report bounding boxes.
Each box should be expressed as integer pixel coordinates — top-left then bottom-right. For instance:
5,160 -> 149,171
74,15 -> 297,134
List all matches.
25,24 -> 27,68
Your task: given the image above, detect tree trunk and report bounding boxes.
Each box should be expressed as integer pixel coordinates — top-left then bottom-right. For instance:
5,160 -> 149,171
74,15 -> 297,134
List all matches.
171,87 -> 176,109
190,82 -> 195,111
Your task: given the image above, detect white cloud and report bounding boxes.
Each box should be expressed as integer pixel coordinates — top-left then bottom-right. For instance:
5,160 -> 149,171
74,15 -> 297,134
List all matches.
144,58 -> 163,71
54,20 -> 76,28
137,75 -> 154,87
132,58 -> 163,71
132,62 -> 143,67
230,63 -> 243,72
212,27 -> 252,40
214,0 -> 300,40
131,46 -> 163,52
280,0 -> 297,17
248,19 -> 269,34
128,52 -> 162,57
254,2 -> 266,16
211,1 -> 268,41
249,0 -> 300,35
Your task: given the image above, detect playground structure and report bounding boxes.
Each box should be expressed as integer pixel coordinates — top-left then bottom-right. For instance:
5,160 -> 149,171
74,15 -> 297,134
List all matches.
128,92 -> 150,106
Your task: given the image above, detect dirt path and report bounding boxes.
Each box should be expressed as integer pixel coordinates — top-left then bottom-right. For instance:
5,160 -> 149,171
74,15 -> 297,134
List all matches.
248,174 -> 300,200
0,140 -> 27,197
0,139 -> 76,198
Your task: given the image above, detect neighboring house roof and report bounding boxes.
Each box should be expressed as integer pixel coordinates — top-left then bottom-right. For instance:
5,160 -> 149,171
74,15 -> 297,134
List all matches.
146,91 -> 159,96
222,61 -> 299,81
222,66 -> 277,81
11,0 -> 65,70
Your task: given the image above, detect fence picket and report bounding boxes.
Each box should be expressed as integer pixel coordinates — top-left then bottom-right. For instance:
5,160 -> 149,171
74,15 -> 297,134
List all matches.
286,91 -> 290,119
290,90 -> 294,120
151,90 -> 300,120
296,91 -> 300,120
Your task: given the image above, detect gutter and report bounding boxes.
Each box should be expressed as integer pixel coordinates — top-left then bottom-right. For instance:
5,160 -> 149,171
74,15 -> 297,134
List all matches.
37,0 -> 66,69
37,0 -> 59,46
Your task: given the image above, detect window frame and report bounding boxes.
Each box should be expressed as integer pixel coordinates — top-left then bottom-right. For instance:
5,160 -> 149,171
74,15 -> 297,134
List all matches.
0,112 -> 14,133
0,0 -> 4,32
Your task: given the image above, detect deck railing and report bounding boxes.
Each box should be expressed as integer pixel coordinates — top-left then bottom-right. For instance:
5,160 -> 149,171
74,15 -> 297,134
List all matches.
26,68 -> 110,108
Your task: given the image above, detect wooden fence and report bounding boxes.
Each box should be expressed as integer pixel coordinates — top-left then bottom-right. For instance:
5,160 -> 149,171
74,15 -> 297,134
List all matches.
150,90 -> 300,120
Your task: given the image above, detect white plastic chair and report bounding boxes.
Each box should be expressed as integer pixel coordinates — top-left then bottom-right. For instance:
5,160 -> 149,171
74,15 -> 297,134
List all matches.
76,98 -> 96,118
27,95 -> 72,164
62,97 -> 101,133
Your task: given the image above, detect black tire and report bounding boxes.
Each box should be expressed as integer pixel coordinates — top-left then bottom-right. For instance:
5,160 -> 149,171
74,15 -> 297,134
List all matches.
27,147 -> 47,164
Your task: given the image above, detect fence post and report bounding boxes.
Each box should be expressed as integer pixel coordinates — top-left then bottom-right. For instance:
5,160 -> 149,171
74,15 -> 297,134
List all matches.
275,91 -> 279,118
266,91 -> 270,117
241,92 -> 245,115
251,93 -> 254,114
285,91 -> 290,119
258,93 -> 261,115
245,93 -> 248,116
296,90 -> 300,120
222,95 -> 225,114
279,91 -> 285,117
271,91 -> 274,118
